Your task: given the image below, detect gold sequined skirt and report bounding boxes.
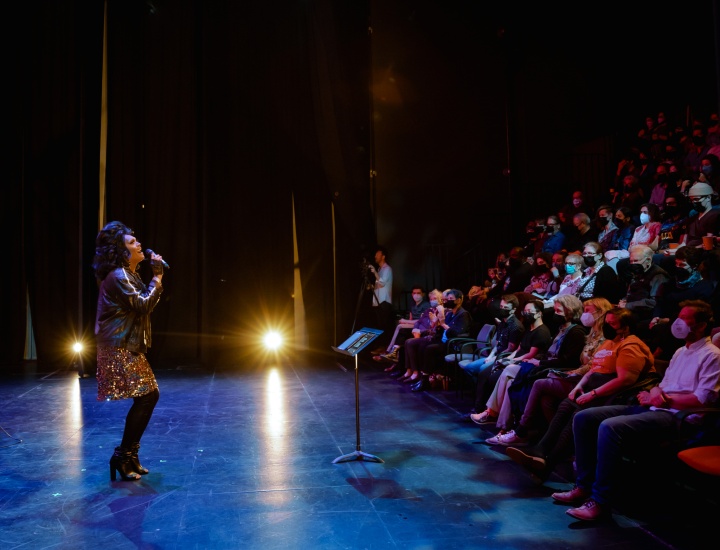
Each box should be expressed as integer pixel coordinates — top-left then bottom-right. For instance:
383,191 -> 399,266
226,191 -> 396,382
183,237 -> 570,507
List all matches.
96,346 -> 159,401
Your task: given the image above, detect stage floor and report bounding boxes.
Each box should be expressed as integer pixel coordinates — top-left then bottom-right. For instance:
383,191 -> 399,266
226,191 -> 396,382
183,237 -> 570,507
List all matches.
0,354 -> 715,549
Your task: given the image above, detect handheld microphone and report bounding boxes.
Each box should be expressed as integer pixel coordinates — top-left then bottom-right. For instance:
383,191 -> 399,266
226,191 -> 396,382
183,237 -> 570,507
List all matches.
145,249 -> 170,270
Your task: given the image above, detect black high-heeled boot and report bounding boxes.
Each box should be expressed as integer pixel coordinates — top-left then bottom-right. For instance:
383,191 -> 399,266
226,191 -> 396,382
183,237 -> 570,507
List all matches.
110,446 -> 141,481
129,443 -> 149,475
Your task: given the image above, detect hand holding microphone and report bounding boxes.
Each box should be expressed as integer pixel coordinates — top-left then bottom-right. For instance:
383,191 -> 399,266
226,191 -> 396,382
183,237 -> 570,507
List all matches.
145,249 -> 169,276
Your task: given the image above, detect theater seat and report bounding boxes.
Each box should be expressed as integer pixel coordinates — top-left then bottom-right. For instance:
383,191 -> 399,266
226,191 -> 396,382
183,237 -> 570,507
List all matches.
677,446 -> 720,476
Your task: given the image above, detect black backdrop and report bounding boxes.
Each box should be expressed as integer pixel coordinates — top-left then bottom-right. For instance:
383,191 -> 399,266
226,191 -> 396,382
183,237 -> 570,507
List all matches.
2,0 -> 375,370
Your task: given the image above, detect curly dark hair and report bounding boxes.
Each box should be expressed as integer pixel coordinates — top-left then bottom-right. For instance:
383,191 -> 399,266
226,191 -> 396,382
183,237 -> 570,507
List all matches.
92,221 -> 134,284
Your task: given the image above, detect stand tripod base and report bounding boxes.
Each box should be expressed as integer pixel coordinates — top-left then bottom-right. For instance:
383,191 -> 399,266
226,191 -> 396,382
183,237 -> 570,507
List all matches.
333,450 -> 384,464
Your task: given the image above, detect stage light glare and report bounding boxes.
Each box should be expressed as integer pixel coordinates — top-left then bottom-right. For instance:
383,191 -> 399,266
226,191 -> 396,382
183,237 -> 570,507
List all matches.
72,342 -> 84,354
263,331 -> 283,351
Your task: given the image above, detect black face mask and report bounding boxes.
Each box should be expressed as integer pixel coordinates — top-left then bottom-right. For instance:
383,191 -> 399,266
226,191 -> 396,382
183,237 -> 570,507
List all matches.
508,258 -> 522,269
444,300 -> 456,309
583,255 -> 597,267
664,206 -> 678,218
553,313 -> 566,326
629,263 -> 646,276
691,200 -> 708,213
522,312 -> 537,323
602,323 -> 617,340
614,216 -> 626,226
496,309 -> 511,319
545,225 -> 554,234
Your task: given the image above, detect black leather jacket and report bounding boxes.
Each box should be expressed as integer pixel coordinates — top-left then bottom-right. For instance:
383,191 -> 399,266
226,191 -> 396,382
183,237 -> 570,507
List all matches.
95,267 -> 163,354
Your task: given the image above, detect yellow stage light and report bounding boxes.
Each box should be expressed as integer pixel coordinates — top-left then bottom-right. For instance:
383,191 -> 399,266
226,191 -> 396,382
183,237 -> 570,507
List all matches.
72,342 -> 84,353
263,331 -> 283,351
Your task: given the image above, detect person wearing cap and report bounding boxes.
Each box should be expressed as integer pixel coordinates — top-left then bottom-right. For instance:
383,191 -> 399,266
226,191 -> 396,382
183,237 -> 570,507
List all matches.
684,181 -> 720,248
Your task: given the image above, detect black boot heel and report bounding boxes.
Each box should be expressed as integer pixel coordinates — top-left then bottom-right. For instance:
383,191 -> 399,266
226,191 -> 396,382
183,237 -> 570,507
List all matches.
110,447 -> 141,481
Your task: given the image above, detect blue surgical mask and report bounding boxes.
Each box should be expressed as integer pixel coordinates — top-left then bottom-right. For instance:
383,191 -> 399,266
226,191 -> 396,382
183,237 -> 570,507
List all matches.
430,300 -> 438,307
640,213 -> 650,225
565,264 -> 576,275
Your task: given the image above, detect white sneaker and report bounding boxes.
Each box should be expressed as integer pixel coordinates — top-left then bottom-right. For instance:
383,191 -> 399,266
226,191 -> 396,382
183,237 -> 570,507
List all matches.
485,430 -> 529,446
493,430 -> 529,447
470,411 -> 497,425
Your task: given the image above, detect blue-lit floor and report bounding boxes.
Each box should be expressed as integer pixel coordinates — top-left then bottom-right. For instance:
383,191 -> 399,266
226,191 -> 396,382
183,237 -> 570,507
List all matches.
0,355 -> 715,549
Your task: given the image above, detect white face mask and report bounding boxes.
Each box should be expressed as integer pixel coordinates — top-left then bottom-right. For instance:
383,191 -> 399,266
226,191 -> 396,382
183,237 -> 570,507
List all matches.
580,312 -> 596,327
573,199 -> 582,207
670,318 -> 692,340
640,213 -> 650,225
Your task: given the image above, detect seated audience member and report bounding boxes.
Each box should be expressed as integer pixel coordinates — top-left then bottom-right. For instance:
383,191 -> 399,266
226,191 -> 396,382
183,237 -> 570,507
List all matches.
487,247 -> 533,300
653,193 -> 689,260
541,215 -> 566,254
604,206 -> 635,264
484,295 -> 586,444
550,300 -> 720,521
542,253 -> 585,310
698,152 -> 720,193
647,161 -> 672,209
505,307 -> 656,480
595,205 -> 618,253
409,289 -> 471,392
375,285 -> 431,363
576,241 -> 625,304
547,251 -> 568,297
470,299 -> 552,425
391,289 -> 444,380
524,252 -> 555,299
617,245 -> 670,321
564,213 -> 600,255
461,294 -> 524,387
684,181 -> 720,247
559,190 -> 594,229
609,202 -> 662,274
498,298 -> 612,445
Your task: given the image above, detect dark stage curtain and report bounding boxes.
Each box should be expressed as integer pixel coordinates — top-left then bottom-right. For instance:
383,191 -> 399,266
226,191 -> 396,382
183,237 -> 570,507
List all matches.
2,0 -> 374,371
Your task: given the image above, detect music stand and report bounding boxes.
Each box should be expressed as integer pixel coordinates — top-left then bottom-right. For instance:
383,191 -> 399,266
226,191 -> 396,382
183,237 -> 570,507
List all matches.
331,327 -> 384,464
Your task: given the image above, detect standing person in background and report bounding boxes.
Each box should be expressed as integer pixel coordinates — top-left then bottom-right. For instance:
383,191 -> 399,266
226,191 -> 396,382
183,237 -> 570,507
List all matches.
367,247 -> 394,353
93,221 -> 165,482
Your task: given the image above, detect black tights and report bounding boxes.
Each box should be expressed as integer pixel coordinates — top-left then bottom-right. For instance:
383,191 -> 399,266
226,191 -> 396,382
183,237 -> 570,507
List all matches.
121,389 -> 160,448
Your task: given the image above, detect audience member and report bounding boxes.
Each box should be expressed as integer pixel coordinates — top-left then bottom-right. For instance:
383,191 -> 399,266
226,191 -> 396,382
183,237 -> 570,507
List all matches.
564,213 -> 600,254
618,244 -> 670,321
523,252 -> 555,299
541,215 -> 566,254
576,241 -> 624,304
684,182 -> 720,247
375,284 -> 431,364
595,205 -> 618,253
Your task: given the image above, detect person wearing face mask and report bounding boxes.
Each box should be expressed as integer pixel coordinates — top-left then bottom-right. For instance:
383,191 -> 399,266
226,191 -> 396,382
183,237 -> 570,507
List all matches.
604,207 -> 636,271
564,213 -> 599,256
470,300 -> 552,425
611,203 -> 663,277
541,215 -> 566,254
524,252 -> 555,299
460,294 -> 524,392
554,300 -> 720,521
595,205 -> 618,253
559,191 -> 594,234
506,307 -> 656,485
698,153 -> 720,195
487,247 -> 533,299
683,182 -> 720,248
648,162 -> 672,209
542,253 -> 585,311
502,298 -> 613,448
576,242 -> 624,304
374,285 -> 431,367
618,245 -> 670,321
485,295 -> 587,445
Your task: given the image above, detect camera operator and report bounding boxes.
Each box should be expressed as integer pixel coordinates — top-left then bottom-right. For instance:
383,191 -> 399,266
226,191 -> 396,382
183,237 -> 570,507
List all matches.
367,246 -> 394,353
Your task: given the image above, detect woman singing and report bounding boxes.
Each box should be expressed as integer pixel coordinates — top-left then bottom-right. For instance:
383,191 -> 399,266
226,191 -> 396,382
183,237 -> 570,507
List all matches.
92,221 -> 165,481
